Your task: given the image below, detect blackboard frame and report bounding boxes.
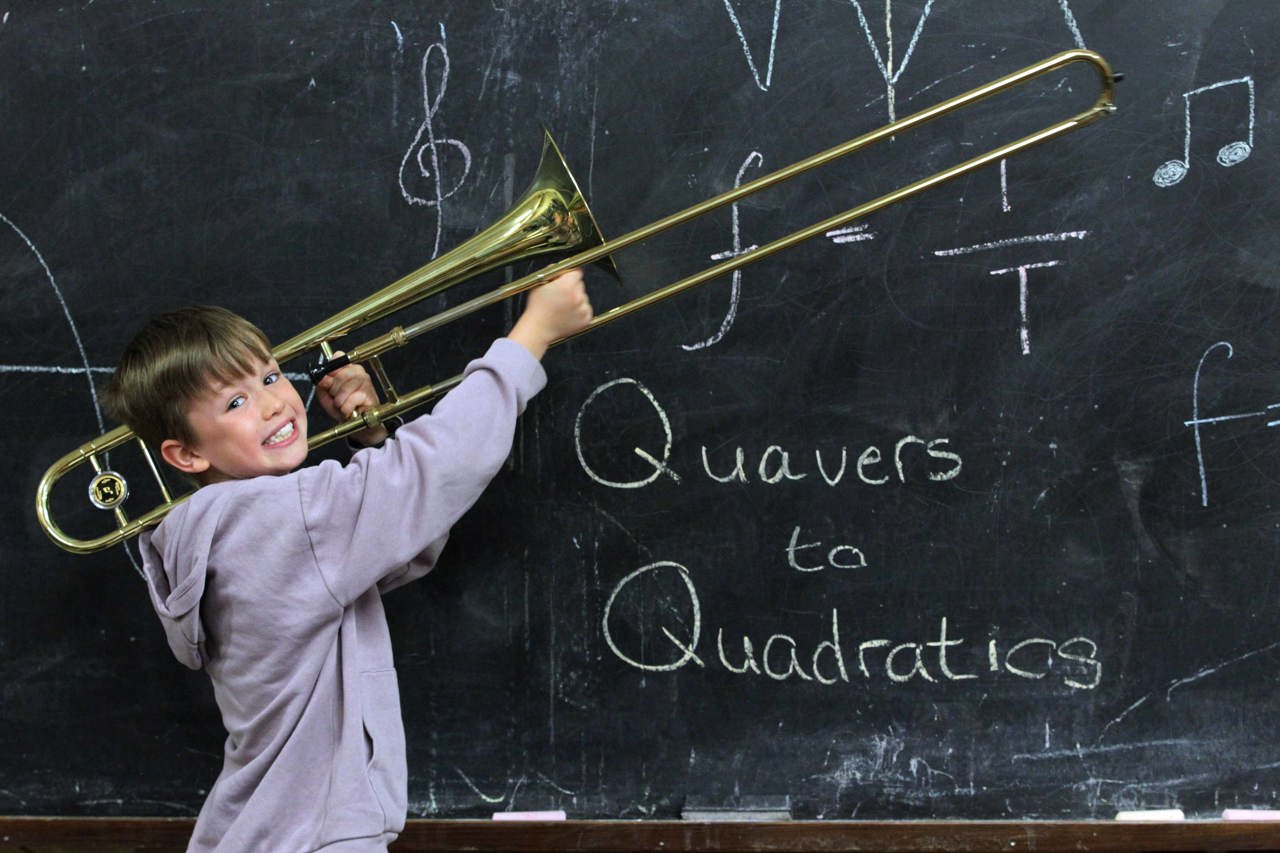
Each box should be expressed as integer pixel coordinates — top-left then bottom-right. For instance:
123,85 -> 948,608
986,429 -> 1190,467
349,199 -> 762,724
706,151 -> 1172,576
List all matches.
0,818 -> 1278,852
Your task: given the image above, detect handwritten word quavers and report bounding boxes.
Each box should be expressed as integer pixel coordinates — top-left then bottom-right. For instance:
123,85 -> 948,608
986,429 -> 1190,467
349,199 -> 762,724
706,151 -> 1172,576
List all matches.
575,377 -> 962,490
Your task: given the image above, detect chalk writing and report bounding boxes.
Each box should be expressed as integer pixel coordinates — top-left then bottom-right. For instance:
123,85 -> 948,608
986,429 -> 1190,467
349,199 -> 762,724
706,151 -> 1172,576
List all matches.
390,21 -> 405,126
1184,341 -> 1280,507
998,0 -> 1086,213
0,364 -> 111,375
602,563 -> 1102,689
0,211 -> 103,433
1153,77 -> 1255,188
574,378 -> 680,489
602,562 -> 703,672
1100,638 -> 1280,738
848,0 -> 935,122
398,23 -> 473,257
933,230 -> 1088,257
1057,0 -> 1088,49
721,0 -> 782,92
930,233 -> 1086,355
988,260 -> 1062,355
686,151 -> 763,351
0,211 -> 153,575
786,525 -> 868,572
826,223 -> 876,245
574,379 -> 962,488
700,436 -> 962,485
725,0 -> 1085,118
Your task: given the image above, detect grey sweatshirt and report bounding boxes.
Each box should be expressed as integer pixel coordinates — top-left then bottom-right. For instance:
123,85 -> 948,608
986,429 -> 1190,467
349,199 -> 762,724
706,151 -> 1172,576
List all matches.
139,338 -> 546,852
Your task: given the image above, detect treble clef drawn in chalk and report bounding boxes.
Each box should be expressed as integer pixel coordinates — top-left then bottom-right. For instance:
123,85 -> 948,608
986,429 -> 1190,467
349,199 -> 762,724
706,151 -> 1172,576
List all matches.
398,22 -> 473,257
685,151 -> 764,351
1153,76 -> 1254,188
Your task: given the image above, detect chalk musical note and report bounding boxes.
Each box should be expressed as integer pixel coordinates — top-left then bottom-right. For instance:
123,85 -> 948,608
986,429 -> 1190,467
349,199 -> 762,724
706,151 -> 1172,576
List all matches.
685,151 -> 764,351
398,23 -> 473,257
1153,77 -> 1254,188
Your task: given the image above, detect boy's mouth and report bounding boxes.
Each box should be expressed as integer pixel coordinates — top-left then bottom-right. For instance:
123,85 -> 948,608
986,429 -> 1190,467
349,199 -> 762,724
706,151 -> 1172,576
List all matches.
263,420 -> 296,447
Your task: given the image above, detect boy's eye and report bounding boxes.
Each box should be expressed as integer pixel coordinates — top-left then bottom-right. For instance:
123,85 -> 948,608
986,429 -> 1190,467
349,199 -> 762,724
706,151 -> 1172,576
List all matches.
264,371 -> 279,386
226,395 -> 246,411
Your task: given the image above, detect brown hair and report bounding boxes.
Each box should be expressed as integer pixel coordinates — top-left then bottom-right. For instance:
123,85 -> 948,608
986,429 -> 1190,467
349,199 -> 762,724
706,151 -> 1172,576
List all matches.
102,306 -> 273,448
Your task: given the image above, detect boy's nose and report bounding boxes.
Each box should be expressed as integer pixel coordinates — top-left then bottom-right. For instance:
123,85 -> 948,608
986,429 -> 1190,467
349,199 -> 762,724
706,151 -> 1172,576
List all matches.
261,388 -> 287,418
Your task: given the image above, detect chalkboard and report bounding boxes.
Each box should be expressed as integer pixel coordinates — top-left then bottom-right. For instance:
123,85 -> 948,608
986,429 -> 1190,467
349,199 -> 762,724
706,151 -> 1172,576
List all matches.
6,0 -> 1280,824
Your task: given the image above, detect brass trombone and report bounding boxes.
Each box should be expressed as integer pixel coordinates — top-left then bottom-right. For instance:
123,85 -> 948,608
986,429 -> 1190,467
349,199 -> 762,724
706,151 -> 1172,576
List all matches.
36,48 -> 1117,554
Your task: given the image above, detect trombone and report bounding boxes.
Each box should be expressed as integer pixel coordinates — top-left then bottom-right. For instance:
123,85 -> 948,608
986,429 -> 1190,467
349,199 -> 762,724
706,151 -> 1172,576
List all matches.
36,49 -> 1118,554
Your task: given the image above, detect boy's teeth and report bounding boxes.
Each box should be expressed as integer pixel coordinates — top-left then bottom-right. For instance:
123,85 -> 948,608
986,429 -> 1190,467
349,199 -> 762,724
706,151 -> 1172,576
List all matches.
265,422 -> 294,445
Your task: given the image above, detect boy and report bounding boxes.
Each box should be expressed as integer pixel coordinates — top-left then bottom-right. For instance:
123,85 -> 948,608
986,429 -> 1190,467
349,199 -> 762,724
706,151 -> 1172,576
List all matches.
103,270 -> 591,851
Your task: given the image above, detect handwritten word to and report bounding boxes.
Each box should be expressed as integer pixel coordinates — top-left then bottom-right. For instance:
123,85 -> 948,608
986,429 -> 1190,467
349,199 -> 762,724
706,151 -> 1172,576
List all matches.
602,562 -> 1102,690
573,377 -> 962,489
787,525 -> 867,572
1153,76 -> 1255,188
1185,340 -> 1280,507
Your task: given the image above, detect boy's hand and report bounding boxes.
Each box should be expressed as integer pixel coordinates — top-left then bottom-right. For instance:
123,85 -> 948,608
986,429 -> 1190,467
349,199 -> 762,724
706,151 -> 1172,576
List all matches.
316,354 -> 389,447
508,267 -> 593,361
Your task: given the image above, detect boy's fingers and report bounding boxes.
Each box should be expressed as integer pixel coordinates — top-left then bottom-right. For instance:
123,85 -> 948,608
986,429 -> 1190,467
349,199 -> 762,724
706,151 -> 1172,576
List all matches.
344,391 -> 371,416
313,353 -> 380,420
547,267 -> 583,287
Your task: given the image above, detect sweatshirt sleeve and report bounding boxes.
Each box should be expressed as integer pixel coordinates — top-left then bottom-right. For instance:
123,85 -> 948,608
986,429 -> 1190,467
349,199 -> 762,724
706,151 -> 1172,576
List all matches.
298,338 -> 546,606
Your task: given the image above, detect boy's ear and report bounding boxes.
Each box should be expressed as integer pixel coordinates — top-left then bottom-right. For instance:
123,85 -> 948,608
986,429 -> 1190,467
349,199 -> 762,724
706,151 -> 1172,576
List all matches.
160,438 -> 210,477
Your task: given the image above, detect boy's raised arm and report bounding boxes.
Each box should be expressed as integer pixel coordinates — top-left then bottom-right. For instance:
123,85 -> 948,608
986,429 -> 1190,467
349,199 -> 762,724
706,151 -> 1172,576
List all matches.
507,268 -> 592,360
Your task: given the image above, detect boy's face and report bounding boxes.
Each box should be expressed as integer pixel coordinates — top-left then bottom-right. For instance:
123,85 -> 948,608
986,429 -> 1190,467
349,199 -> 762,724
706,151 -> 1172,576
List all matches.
161,355 -> 309,483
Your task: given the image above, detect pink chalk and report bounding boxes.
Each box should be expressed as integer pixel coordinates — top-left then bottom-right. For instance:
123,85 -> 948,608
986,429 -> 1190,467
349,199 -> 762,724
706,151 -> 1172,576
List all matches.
492,810 -> 567,821
1222,808 -> 1280,821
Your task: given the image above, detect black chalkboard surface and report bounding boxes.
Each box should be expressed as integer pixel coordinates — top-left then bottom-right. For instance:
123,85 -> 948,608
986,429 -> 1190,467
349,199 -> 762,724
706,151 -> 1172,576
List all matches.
6,0 -> 1280,824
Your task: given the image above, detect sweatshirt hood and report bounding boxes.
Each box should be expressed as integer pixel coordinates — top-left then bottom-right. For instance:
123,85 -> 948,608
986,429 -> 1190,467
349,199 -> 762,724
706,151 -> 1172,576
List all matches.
139,495 -> 219,670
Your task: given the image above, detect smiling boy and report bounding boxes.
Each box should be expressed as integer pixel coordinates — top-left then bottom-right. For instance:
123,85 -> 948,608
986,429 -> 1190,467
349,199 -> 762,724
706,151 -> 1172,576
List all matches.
103,269 -> 590,852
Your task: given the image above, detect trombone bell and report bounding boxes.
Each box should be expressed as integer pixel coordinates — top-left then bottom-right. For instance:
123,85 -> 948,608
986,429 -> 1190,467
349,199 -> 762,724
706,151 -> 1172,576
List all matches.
271,129 -> 617,365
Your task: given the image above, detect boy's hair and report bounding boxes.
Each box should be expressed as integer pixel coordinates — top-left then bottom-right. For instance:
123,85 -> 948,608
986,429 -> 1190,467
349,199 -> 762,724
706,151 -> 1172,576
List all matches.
102,306 -> 273,448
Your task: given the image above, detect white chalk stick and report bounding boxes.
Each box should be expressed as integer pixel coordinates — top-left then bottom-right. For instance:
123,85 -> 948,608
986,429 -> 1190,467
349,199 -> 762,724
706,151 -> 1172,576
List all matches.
492,810 -> 567,821
1114,808 -> 1185,821
1223,808 -> 1280,820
